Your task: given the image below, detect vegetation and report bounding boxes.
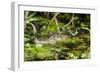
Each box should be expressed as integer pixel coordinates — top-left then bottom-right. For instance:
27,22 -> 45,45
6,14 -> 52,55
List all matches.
24,11 -> 90,61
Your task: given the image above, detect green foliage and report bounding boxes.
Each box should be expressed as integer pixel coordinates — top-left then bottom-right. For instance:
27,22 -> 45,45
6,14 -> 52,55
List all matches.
24,11 -> 90,61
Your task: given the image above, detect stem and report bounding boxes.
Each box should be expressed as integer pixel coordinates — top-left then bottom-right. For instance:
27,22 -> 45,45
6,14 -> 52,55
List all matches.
82,27 -> 90,32
72,14 -> 74,27
24,11 -> 29,28
63,14 -> 74,28
55,17 -> 60,33
25,11 -> 29,19
47,12 -> 59,27
30,22 -> 37,34
47,12 -> 49,18
27,12 -> 36,20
